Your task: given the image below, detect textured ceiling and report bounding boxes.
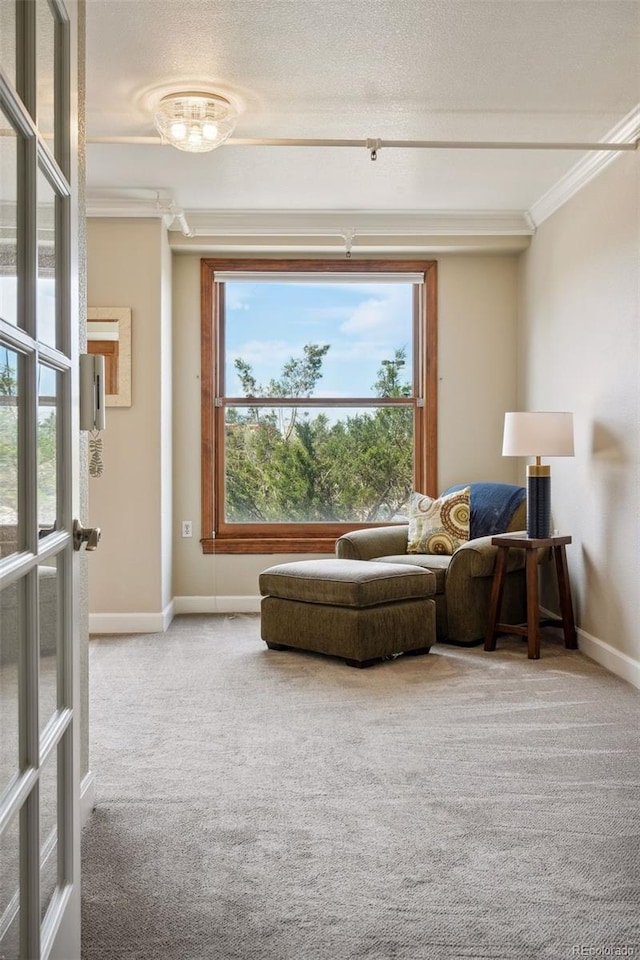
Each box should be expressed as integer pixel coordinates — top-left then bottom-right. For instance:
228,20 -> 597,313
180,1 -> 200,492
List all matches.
85,0 -> 640,220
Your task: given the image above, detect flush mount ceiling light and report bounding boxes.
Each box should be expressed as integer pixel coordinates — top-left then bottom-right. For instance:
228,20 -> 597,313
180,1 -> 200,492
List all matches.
153,91 -> 237,152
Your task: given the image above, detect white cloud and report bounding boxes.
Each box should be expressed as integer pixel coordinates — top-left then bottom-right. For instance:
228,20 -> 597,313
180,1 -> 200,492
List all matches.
232,339 -> 304,365
340,297 -> 388,334
339,285 -> 410,336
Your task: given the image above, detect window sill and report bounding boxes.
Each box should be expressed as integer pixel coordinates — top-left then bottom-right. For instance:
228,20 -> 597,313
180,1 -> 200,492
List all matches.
201,537 -> 337,555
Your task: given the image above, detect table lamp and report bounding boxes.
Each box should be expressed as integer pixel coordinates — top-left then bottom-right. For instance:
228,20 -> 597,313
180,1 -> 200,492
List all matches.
502,411 -> 574,538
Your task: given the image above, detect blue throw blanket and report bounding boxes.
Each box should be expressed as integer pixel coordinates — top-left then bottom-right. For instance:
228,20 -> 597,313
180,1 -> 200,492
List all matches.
443,482 -> 526,539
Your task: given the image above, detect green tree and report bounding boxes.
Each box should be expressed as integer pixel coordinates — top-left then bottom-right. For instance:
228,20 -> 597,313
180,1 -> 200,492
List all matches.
225,344 -> 413,523
0,353 -> 58,526
234,343 -> 329,439
374,348 -> 411,398
0,353 -> 19,524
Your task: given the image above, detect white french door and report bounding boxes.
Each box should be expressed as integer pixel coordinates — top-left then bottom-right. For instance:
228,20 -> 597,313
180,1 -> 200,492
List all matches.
0,1 -> 81,957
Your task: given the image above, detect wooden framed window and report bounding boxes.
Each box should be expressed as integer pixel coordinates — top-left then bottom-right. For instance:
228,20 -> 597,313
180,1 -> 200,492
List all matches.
200,259 -> 437,554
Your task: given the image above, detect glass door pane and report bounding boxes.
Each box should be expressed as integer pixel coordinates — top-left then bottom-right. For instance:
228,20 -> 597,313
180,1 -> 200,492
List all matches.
36,0 -> 55,152
37,169 -> 57,349
37,363 -> 59,535
39,747 -> 58,921
0,1 -> 16,88
39,556 -> 59,733
0,574 -> 20,803
0,105 -> 18,329
0,811 -> 20,960
0,346 -> 20,555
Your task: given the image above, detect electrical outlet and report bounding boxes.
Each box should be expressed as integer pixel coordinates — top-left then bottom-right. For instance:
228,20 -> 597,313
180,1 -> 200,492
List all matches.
181,520 -> 193,538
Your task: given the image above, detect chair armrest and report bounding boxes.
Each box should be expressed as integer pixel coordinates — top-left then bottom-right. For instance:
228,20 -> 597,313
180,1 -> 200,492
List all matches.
448,537 -> 505,578
336,525 -> 409,561
449,536 -> 550,579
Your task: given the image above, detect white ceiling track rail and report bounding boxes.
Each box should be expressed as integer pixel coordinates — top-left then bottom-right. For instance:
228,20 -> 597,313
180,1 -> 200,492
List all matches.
230,137 -> 639,153
86,134 -> 639,155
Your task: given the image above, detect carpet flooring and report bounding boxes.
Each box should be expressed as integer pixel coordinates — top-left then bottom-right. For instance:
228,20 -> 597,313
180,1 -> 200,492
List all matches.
82,615 -> 640,960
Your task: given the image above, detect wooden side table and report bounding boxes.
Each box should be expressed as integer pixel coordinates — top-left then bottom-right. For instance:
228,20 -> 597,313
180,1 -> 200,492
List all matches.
484,533 -> 577,660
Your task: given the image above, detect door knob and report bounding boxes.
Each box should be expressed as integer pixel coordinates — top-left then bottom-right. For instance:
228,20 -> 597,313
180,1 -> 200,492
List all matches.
73,520 -> 101,552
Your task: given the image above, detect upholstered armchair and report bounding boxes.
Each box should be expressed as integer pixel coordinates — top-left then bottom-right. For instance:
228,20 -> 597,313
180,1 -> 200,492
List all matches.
336,482 -> 533,645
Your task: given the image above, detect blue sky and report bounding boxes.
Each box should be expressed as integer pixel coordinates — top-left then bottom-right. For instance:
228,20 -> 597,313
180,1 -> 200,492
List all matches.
0,277 -> 56,348
224,280 -> 414,398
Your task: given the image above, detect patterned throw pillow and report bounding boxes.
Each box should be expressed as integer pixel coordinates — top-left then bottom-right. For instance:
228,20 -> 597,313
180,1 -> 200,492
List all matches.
406,486 -> 471,555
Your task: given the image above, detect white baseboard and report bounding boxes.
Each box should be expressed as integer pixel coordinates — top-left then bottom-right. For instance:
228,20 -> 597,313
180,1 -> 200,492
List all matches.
174,595 -> 261,615
576,626 -> 640,691
89,599 -> 175,635
80,772 -> 96,827
88,596 -> 257,632
540,605 -> 640,690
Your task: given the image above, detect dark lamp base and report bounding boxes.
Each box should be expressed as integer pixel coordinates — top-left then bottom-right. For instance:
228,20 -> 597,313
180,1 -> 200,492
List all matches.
526,474 -> 551,539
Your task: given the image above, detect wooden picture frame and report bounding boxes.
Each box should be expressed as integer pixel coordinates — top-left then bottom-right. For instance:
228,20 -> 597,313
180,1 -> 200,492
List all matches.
87,307 -> 132,407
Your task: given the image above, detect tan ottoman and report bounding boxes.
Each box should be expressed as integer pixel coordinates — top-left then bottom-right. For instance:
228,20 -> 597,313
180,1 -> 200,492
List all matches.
259,558 -> 437,668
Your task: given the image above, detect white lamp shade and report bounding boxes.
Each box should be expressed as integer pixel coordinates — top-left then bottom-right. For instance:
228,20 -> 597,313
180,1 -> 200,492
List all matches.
502,411 -> 574,457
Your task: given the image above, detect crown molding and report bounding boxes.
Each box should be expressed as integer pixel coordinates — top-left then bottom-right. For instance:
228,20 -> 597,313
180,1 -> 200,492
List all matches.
179,209 -> 533,238
528,105 -> 640,227
169,210 -> 533,252
85,195 -> 534,240
86,188 -> 175,219
170,235 -> 533,255
86,188 -> 196,236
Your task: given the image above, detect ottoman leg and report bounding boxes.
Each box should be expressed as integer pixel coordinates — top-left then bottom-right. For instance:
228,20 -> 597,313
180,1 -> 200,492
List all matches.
404,646 -> 432,657
344,657 -> 378,669
265,641 -> 288,651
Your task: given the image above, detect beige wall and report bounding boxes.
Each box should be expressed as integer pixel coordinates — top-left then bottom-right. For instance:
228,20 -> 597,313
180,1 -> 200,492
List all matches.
172,251 -> 520,600
518,153 -> 640,667
87,218 -> 172,624
438,255 -> 520,491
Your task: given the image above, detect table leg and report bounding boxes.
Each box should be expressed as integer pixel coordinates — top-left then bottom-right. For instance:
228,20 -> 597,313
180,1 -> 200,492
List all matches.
526,549 -> 540,659
554,545 -> 577,649
484,546 -> 508,651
